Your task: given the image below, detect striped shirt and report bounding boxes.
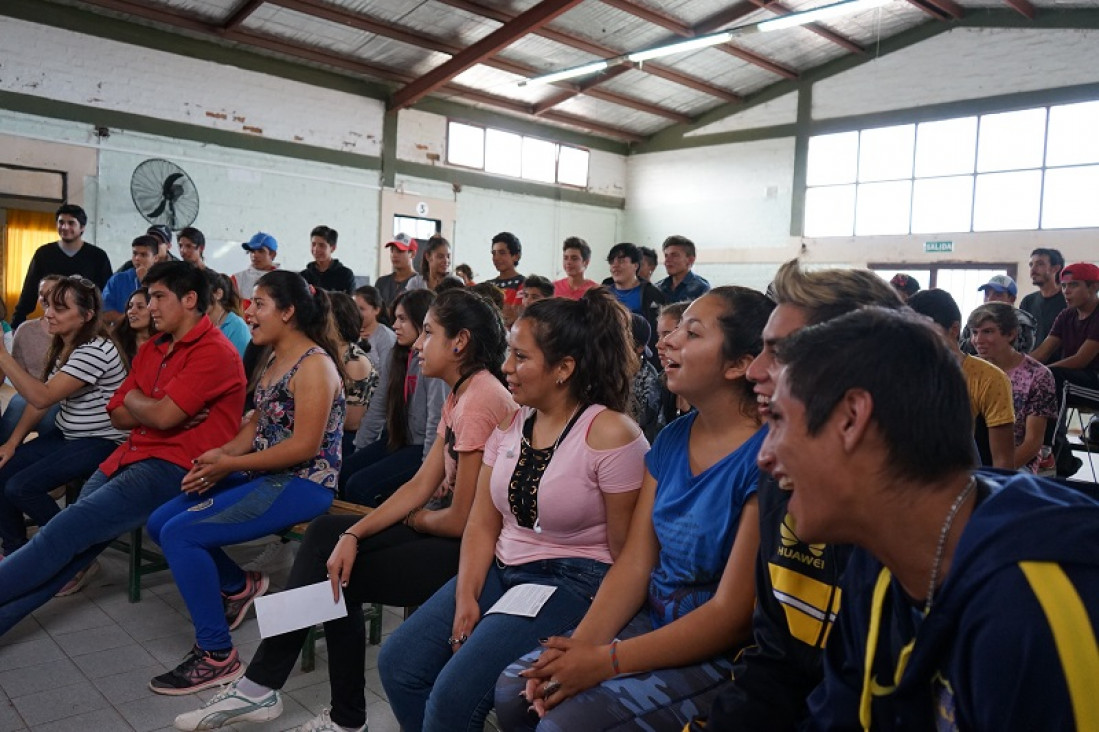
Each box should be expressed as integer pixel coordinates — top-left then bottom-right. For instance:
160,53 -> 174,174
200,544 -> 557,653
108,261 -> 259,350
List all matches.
53,337 -> 128,442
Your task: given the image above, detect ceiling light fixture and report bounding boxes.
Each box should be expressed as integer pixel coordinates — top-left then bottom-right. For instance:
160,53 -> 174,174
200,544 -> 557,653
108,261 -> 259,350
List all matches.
520,0 -> 892,87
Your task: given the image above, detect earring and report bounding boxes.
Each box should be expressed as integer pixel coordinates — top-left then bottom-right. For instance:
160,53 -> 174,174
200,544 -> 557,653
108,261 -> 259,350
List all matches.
453,347 -> 459,354
556,378 -> 563,385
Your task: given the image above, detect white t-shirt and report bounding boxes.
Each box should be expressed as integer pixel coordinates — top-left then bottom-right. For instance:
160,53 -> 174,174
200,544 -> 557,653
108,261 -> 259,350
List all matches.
53,336 -> 128,442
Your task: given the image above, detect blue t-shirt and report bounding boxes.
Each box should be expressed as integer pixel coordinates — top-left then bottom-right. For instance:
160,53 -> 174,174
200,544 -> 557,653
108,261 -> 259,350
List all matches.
612,284 -> 643,314
219,311 -> 251,358
101,269 -> 140,314
645,412 -> 766,629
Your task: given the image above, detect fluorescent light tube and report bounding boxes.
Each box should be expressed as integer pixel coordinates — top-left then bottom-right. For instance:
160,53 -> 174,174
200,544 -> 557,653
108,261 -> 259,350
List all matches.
522,61 -> 610,86
626,32 -> 735,63
759,0 -> 891,32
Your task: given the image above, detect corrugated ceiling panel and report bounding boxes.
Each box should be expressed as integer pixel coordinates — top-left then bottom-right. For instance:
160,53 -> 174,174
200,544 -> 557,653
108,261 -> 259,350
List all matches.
350,36 -> 452,74
397,2 -> 503,46
450,64 -> 558,105
498,34 -> 601,75
152,0 -> 235,22
245,5 -> 373,52
658,46 -> 764,93
334,0 -> 436,24
833,2 -> 927,45
552,95 -> 669,135
549,3 -> 673,52
616,0 -> 754,28
731,25 -> 848,73
596,69 -> 720,114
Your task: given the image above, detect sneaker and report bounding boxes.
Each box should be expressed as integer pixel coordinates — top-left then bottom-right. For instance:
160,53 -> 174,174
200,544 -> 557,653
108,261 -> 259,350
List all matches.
223,571 -> 270,631
174,681 -> 283,730
150,646 -> 244,695
55,560 -> 100,597
296,707 -> 366,732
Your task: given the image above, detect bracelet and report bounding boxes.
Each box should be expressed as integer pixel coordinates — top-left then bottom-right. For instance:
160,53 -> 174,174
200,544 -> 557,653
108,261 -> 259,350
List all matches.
404,507 -> 422,527
338,531 -> 360,543
609,640 -> 620,676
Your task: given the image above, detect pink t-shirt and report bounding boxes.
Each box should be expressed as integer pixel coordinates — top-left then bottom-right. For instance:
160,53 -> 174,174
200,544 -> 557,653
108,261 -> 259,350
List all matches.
485,404 -> 649,565
553,278 -> 598,300
428,369 -> 515,507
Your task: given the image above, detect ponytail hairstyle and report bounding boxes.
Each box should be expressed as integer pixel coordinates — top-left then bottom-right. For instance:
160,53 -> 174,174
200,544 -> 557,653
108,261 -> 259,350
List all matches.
707,285 -> 776,419
428,288 -> 507,386
43,276 -> 113,378
354,285 -> 390,326
254,270 -> 347,383
519,287 -> 636,413
419,234 -> 451,280
203,269 -> 242,317
385,288 -> 436,450
329,292 -> 362,344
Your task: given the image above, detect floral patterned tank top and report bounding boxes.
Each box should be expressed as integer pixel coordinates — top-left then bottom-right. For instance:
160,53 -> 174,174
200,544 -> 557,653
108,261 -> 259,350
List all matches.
253,346 -> 345,490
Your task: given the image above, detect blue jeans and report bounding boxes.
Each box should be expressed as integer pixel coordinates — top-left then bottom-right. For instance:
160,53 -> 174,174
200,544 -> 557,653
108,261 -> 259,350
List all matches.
147,473 -> 333,651
0,433 -> 118,554
0,460 -> 186,635
339,435 -> 423,507
0,394 -> 59,445
380,557 -> 610,732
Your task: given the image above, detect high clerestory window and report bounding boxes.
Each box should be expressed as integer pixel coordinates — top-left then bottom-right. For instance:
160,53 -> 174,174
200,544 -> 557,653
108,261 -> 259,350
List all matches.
803,99 -> 1099,237
446,120 -> 590,188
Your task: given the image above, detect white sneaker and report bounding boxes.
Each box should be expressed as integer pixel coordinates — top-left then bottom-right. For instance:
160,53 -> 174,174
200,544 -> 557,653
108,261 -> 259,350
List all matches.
296,707 -> 366,731
174,681 -> 283,730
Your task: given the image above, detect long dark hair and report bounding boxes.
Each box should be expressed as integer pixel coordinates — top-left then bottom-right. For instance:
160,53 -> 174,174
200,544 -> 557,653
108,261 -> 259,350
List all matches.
519,287 -> 636,413
419,234 -> 451,280
708,286 -> 776,419
429,289 -> 507,385
204,269 -> 242,317
255,270 -> 347,382
113,287 -> 157,368
43,276 -> 116,378
385,288 -> 435,450
354,285 -> 390,326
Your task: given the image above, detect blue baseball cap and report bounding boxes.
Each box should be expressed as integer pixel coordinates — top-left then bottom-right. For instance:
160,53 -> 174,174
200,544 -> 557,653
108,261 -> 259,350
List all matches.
977,274 -> 1017,297
243,232 -> 278,253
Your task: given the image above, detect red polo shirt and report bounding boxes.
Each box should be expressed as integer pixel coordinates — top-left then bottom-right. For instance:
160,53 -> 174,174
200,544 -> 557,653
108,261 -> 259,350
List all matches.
101,315 -> 246,476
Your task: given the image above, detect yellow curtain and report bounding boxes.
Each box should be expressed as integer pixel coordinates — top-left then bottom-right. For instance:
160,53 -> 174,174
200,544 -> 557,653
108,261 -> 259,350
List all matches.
4,209 -> 57,320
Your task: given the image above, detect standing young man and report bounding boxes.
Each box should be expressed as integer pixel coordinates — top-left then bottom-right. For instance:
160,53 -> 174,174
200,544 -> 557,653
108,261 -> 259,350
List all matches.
11,204 -> 113,328
488,232 -> 524,326
374,233 -> 417,307
0,261 -> 246,634
657,234 -> 710,304
553,236 -> 598,300
178,227 -> 207,269
602,242 -> 665,358
101,235 -> 160,327
1020,248 -> 1067,346
232,232 -> 279,308
301,225 -> 355,294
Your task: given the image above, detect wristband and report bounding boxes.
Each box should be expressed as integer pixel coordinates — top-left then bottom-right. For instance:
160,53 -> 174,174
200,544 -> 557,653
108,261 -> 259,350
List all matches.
404,507 -> 423,527
609,640 -> 620,676
338,531 -> 360,543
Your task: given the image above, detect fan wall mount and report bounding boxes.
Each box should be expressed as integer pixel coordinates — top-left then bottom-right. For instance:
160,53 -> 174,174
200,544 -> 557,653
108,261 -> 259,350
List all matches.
130,158 -> 200,230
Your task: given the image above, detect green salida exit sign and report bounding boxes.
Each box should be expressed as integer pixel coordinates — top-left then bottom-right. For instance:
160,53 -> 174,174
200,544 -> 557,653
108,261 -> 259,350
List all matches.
924,240 -> 953,253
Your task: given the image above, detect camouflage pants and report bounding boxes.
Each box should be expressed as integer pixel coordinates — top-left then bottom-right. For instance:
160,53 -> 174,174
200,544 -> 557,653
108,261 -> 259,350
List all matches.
495,612 -> 735,731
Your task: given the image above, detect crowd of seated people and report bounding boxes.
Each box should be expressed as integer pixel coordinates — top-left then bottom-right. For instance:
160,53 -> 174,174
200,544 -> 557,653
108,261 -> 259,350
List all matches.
1,206 -> 1097,732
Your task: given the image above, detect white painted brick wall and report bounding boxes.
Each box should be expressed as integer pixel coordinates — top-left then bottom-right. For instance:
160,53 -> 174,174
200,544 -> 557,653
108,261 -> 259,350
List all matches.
0,16 -> 385,156
686,92 -> 798,137
625,138 -> 796,253
814,28 -> 1099,120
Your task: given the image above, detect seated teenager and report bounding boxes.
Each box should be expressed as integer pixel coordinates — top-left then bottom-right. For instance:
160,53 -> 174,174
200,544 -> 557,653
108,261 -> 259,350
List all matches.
763,307 -> 1099,731
329,292 -> 377,457
0,275 -> 65,445
0,277 -> 127,557
339,289 -> 447,507
204,269 -> 250,358
968,302 -> 1057,473
495,287 -> 774,731
173,288 -> 513,732
0,261 -> 245,633
146,271 -> 346,695
380,289 -> 647,731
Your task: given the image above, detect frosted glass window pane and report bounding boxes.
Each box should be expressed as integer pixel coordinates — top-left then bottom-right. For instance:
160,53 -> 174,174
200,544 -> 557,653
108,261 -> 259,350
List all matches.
972,170 -> 1042,231
522,137 -> 557,183
911,176 -> 974,234
1043,165 -> 1099,229
977,108 -> 1046,173
804,185 -> 855,237
855,180 -> 912,236
915,117 -> 977,177
447,122 -> 484,169
485,129 -> 521,177
937,268 -> 1006,322
807,132 -> 858,186
557,146 -> 589,187
858,124 -> 914,182
1046,101 -> 1099,167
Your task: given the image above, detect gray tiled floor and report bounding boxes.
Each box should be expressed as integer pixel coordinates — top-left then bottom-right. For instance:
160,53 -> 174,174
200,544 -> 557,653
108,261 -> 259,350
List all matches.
0,537 -> 402,732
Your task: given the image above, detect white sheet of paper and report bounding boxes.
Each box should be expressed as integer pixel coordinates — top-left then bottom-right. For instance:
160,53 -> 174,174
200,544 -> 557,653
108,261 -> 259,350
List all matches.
254,580 -> 347,639
485,583 -> 557,618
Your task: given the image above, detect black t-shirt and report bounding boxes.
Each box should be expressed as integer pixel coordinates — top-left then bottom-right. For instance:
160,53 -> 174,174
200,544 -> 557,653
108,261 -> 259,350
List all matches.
1020,290 -> 1068,347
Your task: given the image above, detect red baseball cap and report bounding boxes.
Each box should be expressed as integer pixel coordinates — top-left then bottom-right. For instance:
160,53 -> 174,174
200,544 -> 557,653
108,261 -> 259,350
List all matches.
385,232 -> 417,253
1061,262 -> 1099,283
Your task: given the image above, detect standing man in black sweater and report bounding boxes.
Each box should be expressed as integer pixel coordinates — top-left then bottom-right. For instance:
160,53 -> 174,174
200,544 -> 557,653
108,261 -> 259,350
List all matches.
11,204 -> 113,328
